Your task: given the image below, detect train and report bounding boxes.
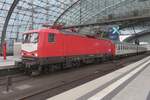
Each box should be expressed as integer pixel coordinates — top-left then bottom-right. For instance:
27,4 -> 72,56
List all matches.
16,28 -> 147,75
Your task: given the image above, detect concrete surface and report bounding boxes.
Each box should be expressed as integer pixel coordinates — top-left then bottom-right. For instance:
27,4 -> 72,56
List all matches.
47,56 -> 150,100
112,62 -> 150,100
0,56 -> 21,68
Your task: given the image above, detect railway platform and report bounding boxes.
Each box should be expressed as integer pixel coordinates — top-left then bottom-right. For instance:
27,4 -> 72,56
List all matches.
0,56 -> 21,67
47,56 -> 150,100
0,56 -> 21,76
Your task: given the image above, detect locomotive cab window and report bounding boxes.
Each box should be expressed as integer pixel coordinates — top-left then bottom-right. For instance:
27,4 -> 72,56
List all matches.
23,32 -> 38,43
48,34 -> 55,42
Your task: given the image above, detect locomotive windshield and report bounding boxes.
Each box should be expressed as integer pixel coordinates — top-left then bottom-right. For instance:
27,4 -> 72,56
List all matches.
23,32 -> 38,43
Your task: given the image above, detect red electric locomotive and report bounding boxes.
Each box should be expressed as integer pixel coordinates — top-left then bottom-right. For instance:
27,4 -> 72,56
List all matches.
21,28 -> 115,74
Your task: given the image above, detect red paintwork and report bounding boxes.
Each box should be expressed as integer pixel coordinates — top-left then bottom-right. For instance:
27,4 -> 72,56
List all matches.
22,28 -> 115,58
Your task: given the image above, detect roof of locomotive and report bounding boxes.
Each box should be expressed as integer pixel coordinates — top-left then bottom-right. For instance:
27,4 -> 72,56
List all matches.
22,28 -> 60,34
22,28 -> 90,37
60,30 -> 113,41
22,28 -> 113,42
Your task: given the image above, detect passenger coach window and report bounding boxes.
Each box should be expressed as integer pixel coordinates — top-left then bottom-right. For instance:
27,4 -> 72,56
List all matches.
48,34 -> 55,42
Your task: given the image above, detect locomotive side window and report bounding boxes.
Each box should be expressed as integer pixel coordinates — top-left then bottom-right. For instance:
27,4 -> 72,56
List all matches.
48,34 -> 55,42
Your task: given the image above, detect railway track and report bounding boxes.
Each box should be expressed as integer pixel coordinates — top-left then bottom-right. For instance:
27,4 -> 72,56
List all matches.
0,57 -> 122,87
0,74 -> 31,86
0,55 -> 123,87
18,66 -> 118,100
17,53 -> 150,100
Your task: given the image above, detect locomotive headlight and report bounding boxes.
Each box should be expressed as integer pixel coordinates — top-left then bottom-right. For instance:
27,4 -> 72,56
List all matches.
34,53 -> 38,57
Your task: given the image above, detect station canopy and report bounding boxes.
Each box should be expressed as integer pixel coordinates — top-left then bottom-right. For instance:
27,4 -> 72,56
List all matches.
0,0 -> 150,41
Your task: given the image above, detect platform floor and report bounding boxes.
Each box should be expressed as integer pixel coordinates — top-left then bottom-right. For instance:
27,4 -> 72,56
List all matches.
112,61 -> 150,100
0,56 -> 21,69
47,56 -> 150,100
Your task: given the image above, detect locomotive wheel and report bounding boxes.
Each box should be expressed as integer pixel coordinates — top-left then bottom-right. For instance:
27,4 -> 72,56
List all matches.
42,66 -> 49,74
63,61 -> 72,69
49,64 -> 60,72
49,66 -> 55,72
25,68 -> 32,75
75,60 -> 81,68
72,61 -> 78,68
60,63 -> 64,70
94,58 -> 101,64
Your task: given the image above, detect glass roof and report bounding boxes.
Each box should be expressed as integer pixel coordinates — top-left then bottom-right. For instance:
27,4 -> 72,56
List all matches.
0,0 -> 78,40
0,0 -> 150,42
56,0 -> 150,26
